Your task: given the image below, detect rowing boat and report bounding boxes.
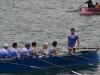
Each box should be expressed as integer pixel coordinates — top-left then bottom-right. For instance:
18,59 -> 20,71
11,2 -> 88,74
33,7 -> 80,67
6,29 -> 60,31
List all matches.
0,50 -> 99,72
81,7 -> 100,15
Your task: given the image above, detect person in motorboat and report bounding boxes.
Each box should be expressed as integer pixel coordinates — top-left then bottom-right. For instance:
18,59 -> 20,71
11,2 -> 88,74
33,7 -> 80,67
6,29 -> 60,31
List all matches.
0,44 -> 9,58
38,43 -> 48,58
28,42 -> 38,58
94,2 -> 99,9
20,43 -> 30,58
85,0 -> 94,9
48,41 -> 57,57
99,5 -> 100,9
8,42 -> 18,59
67,28 -> 80,55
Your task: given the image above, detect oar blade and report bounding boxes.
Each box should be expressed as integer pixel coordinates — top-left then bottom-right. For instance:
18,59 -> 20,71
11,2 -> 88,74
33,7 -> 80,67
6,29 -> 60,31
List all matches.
31,66 -> 40,68
71,71 -> 82,75
31,66 -> 46,69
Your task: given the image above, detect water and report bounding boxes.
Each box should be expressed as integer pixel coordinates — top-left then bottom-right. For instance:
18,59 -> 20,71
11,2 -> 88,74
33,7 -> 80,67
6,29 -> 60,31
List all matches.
0,0 -> 100,75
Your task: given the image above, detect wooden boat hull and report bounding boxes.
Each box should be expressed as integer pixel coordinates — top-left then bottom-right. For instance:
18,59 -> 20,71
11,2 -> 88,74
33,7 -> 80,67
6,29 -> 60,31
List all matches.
0,50 -> 99,72
82,7 -> 100,15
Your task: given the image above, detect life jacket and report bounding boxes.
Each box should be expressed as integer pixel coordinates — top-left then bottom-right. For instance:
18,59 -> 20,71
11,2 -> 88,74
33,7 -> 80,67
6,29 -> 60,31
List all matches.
95,4 -> 99,9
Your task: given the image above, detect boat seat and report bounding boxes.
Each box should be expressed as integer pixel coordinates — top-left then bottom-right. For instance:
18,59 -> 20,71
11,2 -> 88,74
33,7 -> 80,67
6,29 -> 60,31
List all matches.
81,51 -> 92,54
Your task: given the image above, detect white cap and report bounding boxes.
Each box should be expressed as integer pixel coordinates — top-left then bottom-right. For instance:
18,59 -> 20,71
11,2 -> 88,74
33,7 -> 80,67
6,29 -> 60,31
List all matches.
44,43 -> 48,46
4,44 -> 8,47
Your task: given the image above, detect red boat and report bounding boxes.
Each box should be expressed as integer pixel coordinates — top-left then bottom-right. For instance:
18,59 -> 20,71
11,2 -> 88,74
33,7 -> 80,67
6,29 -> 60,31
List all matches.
81,7 -> 100,15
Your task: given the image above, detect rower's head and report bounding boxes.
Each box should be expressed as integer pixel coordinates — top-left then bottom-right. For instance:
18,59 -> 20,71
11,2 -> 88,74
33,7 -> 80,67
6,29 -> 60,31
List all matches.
96,2 -> 98,5
12,42 -> 17,49
4,44 -> 8,49
53,41 -> 57,47
71,28 -> 75,35
32,42 -> 36,47
25,43 -> 30,49
43,43 -> 48,49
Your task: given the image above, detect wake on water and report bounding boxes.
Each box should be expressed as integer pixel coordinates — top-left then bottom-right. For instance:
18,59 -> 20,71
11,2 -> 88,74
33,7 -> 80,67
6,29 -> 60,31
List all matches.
58,8 -> 81,15
58,6 -> 82,15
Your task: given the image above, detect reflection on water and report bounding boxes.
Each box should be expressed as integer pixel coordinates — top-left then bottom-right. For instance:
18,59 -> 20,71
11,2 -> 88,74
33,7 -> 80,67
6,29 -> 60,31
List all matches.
0,65 -> 99,75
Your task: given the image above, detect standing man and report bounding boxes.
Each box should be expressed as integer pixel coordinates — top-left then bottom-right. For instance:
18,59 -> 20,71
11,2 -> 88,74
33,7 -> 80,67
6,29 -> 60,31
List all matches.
68,28 -> 80,54
8,42 -> 18,59
85,0 -> 94,9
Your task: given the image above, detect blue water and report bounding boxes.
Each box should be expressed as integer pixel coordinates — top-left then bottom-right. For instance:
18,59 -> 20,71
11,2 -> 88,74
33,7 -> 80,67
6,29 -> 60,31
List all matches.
0,0 -> 100,75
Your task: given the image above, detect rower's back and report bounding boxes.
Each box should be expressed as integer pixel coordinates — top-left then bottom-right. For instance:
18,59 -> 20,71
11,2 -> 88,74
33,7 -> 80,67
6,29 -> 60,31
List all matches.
8,42 -> 18,58
0,44 -> 9,58
48,41 -> 57,57
20,43 -> 30,58
30,42 -> 38,58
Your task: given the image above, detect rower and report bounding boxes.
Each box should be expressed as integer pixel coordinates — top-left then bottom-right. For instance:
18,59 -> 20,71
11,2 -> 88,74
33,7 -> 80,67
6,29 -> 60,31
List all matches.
95,2 -> 99,9
28,42 -> 38,58
85,0 -> 94,9
48,41 -> 57,57
31,42 -> 38,58
29,42 -> 38,58
8,42 -> 18,59
20,43 -> 30,58
0,44 -> 9,58
38,43 -> 48,58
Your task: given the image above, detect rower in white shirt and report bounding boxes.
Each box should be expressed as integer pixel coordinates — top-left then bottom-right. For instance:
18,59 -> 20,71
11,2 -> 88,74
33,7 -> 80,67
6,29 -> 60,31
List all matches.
0,44 -> 9,58
20,43 -> 30,58
8,42 -> 18,58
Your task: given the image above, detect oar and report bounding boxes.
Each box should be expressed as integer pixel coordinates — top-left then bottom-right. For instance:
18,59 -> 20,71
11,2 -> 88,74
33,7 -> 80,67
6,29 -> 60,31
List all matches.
67,5 -> 83,12
78,46 -> 100,50
56,55 -> 96,66
78,5 -> 83,9
75,55 -> 100,63
0,60 -> 45,69
58,50 -> 100,63
34,58 -> 82,75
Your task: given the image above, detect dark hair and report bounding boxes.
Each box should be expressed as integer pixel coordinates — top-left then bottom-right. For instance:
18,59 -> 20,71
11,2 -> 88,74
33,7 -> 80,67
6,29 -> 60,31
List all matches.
96,2 -> 98,4
71,28 -> 75,31
32,42 -> 36,46
53,41 -> 57,47
12,42 -> 17,47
